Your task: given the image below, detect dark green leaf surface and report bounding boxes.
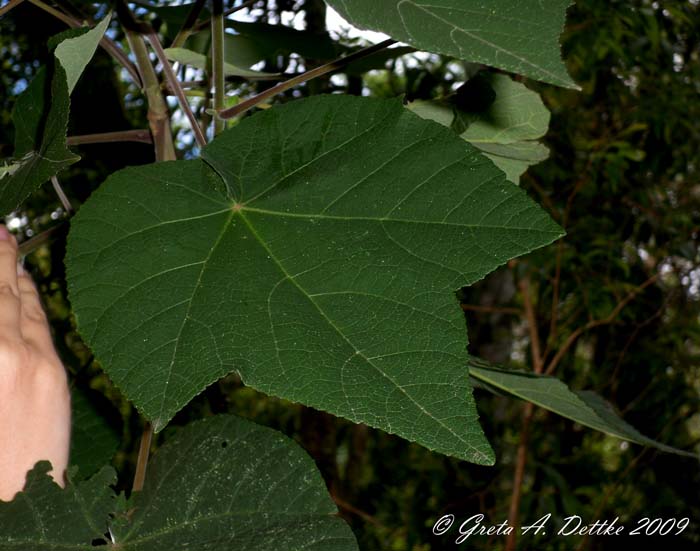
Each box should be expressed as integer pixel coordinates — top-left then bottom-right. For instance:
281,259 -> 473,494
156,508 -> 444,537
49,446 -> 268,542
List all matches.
69,388 -> 120,478
0,416 -> 356,549
469,360 -> 698,458
112,415 -> 358,550
324,0 -> 578,88
0,16 -> 110,216
66,94 -> 563,463
0,462 -> 116,549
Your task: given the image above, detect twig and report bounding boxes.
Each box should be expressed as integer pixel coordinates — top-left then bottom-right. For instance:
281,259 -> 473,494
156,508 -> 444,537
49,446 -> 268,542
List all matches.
147,32 -> 207,148
218,38 -> 397,120
331,494 -> 383,527
211,0 -> 225,136
504,402 -> 535,551
18,224 -> 65,257
50,175 -> 73,214
0,0 -> 26,18
170,0 -> 207,48
544,274 -> 659,376
504,274 -> 543,551
26,0 -> 141,86
132,422 -> 153,493
67,129 -> 152,145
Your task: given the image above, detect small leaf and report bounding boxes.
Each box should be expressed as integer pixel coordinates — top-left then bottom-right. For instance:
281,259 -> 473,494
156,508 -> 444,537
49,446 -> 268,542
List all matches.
0,16 -> 110,216
0,462 -> 117,546
55,15 -> 112,95
469,359 -> 699,458
111,415 -> 358,550
69,387 -> 120,478
67,94 -> 564,464
409,74 -> 551,183
324,0 -> 578,88
164,47 -> 278,78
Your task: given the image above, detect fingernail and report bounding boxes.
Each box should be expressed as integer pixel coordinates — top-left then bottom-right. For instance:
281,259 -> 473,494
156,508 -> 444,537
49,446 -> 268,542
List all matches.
0,225 -> 9,241
17,261 -> 25,276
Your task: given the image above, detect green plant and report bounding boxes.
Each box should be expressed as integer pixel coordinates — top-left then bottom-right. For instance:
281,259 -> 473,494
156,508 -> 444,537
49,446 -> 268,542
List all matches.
0,0 -> 695,548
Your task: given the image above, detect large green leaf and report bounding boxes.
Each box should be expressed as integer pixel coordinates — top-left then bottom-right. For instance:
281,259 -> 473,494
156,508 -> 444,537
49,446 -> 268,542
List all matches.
0,416 -> 357,550
66,94 -> 563,464
409,74 -> 551,184
324,0 -> 578,88
112,415 -> 358,550
0,16 -> 110,216
469,359 -> 698,458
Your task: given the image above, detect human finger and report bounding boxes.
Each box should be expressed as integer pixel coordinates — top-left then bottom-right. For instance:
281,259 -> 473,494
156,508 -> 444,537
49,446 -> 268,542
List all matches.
0,226 -> 21,338
17,270 -> 55,353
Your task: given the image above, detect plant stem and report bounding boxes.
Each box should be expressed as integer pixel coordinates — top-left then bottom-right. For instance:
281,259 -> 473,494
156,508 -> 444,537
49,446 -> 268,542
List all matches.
50,175 -> 73,214
132,422 -> 154,493
193,0 -> 257,31
170,0 -> 207,48
0,0 -> 26,18
26,0 -> 141,86
18,224 -> 64,257
67,129 -> 152,145
211,0 -> 225,136
504,275 -> 543,551
125,29 -> 176,162
218,38 -> 396,120
148,32 -> 207,148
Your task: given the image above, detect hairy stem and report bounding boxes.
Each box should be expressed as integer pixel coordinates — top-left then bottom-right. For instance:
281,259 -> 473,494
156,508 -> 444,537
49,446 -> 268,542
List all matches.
170,0 -> 207,48
67,129 -> 152,145
219,38 -> 397,120
126,29 -> 176,162
148,32 -> 207,148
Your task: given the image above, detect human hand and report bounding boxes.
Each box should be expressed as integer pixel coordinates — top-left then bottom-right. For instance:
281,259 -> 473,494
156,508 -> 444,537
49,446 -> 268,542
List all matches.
0,225 -> 71,502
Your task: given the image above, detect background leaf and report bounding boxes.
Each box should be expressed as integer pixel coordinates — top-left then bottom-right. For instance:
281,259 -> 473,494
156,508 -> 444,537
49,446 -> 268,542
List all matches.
469,359 -> 698,458
69,387 -> 120,479
409,73 -> 551,183
66,94 -> 563,464
324,0 -> 578,88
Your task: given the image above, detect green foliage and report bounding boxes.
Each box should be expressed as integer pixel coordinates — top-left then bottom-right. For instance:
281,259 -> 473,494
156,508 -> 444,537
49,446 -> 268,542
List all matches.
1,0 -> 698,549
469,359 -> 696,457
409,73 -> 551,183
0,16 -> 109,216
69,388 -> 120,479
325,0 -> 578,87
65,94 -> 563,461
0,415 -> 356,550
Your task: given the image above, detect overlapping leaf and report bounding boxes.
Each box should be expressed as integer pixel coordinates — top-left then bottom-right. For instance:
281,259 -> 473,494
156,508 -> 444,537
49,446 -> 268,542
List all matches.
469,359 -> 698,458
0,415 -> 357,550
410,74 -> 551,184
66,94 -> 564,464
0,16 -> 110,216
112,415 -> 357,550
325,0 -> 578,88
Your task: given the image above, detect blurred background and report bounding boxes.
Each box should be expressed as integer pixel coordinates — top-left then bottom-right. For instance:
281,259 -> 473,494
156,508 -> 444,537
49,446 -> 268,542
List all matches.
1,0 -> 699,549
